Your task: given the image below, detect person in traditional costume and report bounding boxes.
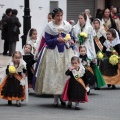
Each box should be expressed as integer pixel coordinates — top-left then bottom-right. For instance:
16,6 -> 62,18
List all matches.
62,56 -> 88,110
101,8 -> 117,32
0,51 -> 28,107
32,13 -> 53,88
79,45 -> 106,91
26,28 -> 39,56
93,18 -> 107,53
22,44 -> 36,89
36,12 -> 53,55
99,29 -> 120,89
73,12 -> 96,60
34,8 -> 74,106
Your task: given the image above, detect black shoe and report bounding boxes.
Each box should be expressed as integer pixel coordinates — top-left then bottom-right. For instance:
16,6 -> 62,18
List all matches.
3,52 -> 7,56
60,98 -> 66,107
112,85 -> 116,89
8,54 -> 12,56
107,84 -> 111,88
16,102 -> 21,107
53,103 -> 58,107
60,100 -> 66,107
67,102 -> 72,108
87,90 -> 90,95
75,107 -> 80,110
94,87 -> 100,90
8,100 -> 12,105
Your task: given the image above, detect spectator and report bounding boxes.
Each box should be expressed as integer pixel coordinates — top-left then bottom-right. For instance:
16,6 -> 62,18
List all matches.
1,8 -> 12,55
117,7 -> 120,19
85,9 -> 93,23
7,9 -> 21,56
96,9 -> 103,19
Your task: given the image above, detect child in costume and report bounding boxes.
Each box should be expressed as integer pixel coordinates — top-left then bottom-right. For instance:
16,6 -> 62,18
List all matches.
0,51 -> 28,107
62,56 -> 88,110
100,29 -> 120,89
92,18 -> 107,53
23,44 -> 36,88
79,45 -> 106,90
26,28 -> 39,56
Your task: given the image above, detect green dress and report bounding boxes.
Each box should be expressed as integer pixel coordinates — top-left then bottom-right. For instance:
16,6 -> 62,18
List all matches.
92,65 -> 106,88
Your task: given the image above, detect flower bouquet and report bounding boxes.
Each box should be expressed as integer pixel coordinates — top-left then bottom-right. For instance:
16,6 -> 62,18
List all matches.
64,34 -> 71,42
8,66 -> 16,73
109,54 -> 119,65
78,32 -> 87,44
97,51 -> 104,60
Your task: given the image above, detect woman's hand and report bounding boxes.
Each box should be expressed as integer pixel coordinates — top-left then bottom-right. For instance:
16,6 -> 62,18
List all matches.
70,40 -> 75,45
57,34 -> 65,43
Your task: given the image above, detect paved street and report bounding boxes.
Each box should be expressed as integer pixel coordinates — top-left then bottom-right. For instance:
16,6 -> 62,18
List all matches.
0,55 -> 120,120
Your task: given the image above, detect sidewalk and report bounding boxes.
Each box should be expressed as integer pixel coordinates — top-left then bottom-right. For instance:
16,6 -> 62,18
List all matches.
0,54 -> 10,80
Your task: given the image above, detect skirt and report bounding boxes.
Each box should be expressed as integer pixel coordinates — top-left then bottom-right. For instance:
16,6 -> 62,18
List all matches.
100,59 -> 120,85
62,79 -> 88,102
0,74 -> 26,100
35,47 -> 74,95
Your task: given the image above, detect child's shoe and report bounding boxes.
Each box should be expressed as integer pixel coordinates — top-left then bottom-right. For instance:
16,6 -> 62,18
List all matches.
75,102 -> 80,110
8,100 -> 12,105
67,102 -> 72,108
16,101 -> 21,107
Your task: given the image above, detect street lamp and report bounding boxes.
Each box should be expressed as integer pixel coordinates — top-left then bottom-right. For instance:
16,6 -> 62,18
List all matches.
21,0 -> 31,47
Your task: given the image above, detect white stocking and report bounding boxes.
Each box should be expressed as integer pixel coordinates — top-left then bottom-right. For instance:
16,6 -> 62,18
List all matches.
54,95 -> 59,104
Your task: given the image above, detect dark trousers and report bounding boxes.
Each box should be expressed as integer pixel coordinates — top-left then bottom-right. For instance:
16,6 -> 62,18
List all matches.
9,41 -> 16,56
3,40 -> 9,54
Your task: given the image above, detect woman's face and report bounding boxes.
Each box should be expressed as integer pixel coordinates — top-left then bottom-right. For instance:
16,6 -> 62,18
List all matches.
78,15 -> 86,25
54,12 -> 63,25
104,9 -> 110,18
106,31 -> 114,40
93,21 -> 100,29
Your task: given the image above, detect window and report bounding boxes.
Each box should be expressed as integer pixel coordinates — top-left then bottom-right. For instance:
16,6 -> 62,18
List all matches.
50,1 -> 58,12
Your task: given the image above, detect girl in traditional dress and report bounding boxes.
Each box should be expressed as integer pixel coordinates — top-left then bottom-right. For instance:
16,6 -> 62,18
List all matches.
23,44 -> 36,88
73,12 -> 96,59
62,56 -> 88,110
79,45 -> 106,90
0,51 -> 28,107
34,8 -> 74,106
93,18 -> 107,53
100,29 -> 120,89
26,28 -> 39,56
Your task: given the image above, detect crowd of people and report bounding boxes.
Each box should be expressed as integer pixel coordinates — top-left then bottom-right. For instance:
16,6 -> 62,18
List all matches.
0,8 -> 21,56
0,6 -> 120,110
